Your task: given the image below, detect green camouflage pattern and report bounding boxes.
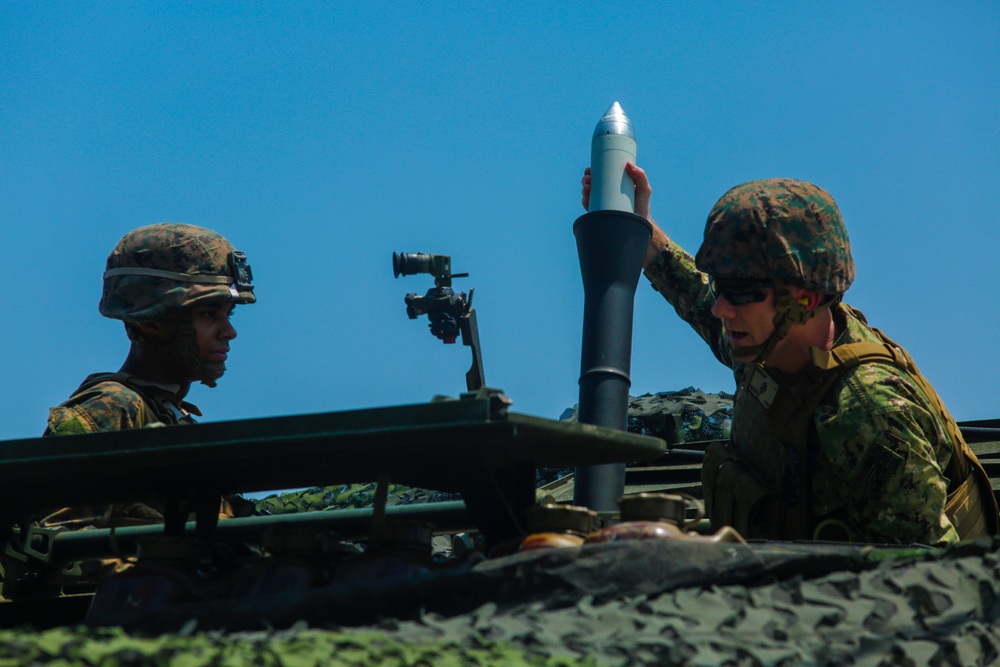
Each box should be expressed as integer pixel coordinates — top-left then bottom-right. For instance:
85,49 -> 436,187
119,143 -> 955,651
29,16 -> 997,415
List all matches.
560,387 -> 733,445
41,374 -> 200,529
646,241 -> 965,544
254,483 -> 460,515
100,223 -> 255,322
0,626 -> 592,666
695,178 -> 855,294
374,539 -> 1000,666
626,388 -> 733,444
4,539 -> 999,665
808,306 -> 960,543
45,374 -> 199,435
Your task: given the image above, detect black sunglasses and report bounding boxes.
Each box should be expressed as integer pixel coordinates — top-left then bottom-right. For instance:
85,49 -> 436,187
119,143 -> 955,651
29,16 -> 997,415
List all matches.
709,277 -> 772,305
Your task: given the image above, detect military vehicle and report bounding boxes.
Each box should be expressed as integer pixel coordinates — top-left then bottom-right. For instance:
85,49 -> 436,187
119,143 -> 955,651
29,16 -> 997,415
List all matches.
2,224 -> 999,665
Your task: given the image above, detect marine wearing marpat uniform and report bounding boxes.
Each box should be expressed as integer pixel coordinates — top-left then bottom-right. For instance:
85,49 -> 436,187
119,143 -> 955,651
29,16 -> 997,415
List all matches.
41,223 -> 256,528
644,177 -> 997,544
581,167 -> 998,544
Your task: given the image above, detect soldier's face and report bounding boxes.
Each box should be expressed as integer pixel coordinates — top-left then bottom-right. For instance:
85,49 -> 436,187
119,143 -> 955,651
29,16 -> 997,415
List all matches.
192,303 -> 237,382
711,289 -> 777,358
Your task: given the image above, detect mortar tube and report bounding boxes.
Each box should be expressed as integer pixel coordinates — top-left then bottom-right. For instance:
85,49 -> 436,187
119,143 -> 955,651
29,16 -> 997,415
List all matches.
572,209 -> 652,512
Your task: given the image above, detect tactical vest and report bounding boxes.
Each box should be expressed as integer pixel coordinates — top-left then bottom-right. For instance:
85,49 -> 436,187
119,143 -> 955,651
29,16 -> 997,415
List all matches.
702,308 -> 999,542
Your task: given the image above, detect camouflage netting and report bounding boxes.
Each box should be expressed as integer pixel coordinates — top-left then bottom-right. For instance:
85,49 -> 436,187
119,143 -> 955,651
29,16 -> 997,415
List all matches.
541,387 -> 732,487
0,626 -> 587,666
254,483 -> 461,516
382,542 -> 1000,666
5,538 -> 1000,665
625,388 -> 733,444
559,387 -> 733,445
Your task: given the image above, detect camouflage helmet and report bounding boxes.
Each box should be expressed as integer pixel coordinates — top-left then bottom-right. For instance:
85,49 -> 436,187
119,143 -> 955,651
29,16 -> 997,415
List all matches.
100,223 -> 256,322
694,179 -> 854,295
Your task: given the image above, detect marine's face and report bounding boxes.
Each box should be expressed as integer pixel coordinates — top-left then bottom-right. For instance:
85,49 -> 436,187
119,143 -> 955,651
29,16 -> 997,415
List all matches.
710,289 -> 777,360
191,303 -> 237,382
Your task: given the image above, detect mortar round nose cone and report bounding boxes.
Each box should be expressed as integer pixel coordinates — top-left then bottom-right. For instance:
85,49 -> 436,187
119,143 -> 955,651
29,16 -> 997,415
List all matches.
593,101 -> 635,140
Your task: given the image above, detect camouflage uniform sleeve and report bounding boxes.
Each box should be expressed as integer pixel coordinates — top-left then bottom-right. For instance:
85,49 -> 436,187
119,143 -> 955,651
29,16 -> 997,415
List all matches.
642,238 -> 734,369
45,381 -> 150,435
811,363 -> 959,545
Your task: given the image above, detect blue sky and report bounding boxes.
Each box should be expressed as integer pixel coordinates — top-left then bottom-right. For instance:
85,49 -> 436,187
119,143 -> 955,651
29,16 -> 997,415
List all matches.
2,2 -> 998,441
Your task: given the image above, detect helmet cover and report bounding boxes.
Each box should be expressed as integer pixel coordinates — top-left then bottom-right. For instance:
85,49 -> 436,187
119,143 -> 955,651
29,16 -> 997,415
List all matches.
695,179 -> 854,294
100,223 -> 255,322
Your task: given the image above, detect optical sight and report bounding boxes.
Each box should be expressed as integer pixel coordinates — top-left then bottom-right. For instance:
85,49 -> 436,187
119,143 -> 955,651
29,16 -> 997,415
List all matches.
393,252 -> 452,279
392,251 -> 483,391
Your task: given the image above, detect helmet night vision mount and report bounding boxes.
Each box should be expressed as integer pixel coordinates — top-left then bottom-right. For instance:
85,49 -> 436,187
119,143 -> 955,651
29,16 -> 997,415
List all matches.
393,252 -> 484,392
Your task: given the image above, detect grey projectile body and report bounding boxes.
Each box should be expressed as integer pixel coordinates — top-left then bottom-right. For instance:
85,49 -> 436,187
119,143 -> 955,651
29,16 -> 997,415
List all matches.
589,102 -> 637,213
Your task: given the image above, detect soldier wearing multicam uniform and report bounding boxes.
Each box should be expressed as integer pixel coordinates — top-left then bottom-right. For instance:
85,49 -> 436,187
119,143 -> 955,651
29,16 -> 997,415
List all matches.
41,223 -> 256,527
583,166 -> 998,544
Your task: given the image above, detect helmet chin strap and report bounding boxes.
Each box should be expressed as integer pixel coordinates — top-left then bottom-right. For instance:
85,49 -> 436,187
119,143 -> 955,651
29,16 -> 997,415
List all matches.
186,316 -> 227,388
730,279 -> 836,366
149,315 -> 224,388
